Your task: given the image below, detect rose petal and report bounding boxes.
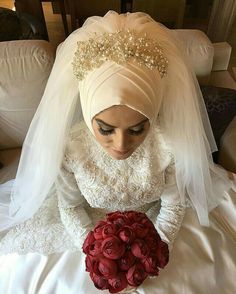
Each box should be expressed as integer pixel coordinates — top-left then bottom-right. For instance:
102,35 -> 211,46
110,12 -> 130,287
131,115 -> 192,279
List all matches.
83,231 -> 95,254
98,257 -> 118,278
131,239 -> 150,259
88,240 -> 103,256
141,256 -> 159,275
94,221 -> 107,240
108,272 -> 128,293
90,272 -> 109,290
156,241 -> 169,268
118,226 -> 135,243
102,223 -> 117,239
102,236 -> 126,260
118,251 -> 136,271
126,262 -> 148,287
131,223 -> 149,238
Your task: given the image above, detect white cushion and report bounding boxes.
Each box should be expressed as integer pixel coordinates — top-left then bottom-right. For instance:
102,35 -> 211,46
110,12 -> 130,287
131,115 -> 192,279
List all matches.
0,40 -> 55,149
212,42 -> 232,71
172,30 -> 214,84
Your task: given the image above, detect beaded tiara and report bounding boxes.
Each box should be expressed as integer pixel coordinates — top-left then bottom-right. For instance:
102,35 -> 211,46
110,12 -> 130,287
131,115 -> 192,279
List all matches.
72,30 -> 168,80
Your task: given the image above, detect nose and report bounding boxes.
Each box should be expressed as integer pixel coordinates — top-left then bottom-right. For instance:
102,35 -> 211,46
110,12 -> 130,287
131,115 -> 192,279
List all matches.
113,130 -> 129,152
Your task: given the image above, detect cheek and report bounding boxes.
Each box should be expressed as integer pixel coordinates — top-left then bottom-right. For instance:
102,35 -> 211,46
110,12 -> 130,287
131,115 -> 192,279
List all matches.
132,135 -> 146,147
94,130 -> 112,146
133,129 -> 150,146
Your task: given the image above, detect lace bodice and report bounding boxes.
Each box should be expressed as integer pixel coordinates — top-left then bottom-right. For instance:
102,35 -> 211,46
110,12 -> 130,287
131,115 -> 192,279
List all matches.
57,122 -> 185,250
63,122 -> 170,211
0,122 -> 185,255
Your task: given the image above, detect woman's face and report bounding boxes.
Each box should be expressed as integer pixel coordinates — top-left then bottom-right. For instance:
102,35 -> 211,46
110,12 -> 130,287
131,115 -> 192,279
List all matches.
92,105 -> 150,160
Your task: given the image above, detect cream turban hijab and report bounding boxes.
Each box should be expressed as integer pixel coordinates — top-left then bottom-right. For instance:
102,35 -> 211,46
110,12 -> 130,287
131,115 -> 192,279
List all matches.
78,60 -> 163,134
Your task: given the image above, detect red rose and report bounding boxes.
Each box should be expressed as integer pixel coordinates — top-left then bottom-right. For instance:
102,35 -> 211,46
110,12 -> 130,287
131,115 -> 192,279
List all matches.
102,236 -> 126,260
98,257 -> 118,279
102,223 -> 117,239
131,239 -> 150,259
118,251 -> 136,271
108,272 -> 128,293
126,262 -> 148,287
141,255 -> 160,275
148,226 -> 160,234
106,211 -> 129,227
156,241 -> 169,268
131,223 -> 149,238
90,272 -> 109,290
85,255 -> 100,276
145,234 -> 161,252
88,240 -> 103,256
118,226 -> 135,243
83,231 -> 95,254
85,254 -> 93,272
106,211 -> 125,221
126,211 -> 147,223
140,217 -> 155,230
94,221 -> 107,240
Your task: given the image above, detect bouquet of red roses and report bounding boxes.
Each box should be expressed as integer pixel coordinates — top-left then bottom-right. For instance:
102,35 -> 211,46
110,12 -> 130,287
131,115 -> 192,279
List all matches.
83,211 -> 169,293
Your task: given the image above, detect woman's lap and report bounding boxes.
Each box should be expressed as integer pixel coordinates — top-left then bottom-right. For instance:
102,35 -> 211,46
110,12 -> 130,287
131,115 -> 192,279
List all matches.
1,194 -> 236,294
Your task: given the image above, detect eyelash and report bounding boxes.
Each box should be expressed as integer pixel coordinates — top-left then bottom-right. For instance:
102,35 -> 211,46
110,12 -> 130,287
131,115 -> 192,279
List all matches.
98,127 -> 145,136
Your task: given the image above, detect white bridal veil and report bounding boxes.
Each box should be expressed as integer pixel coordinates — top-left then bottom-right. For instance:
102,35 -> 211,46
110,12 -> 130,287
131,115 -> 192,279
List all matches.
0,11 -> 234,231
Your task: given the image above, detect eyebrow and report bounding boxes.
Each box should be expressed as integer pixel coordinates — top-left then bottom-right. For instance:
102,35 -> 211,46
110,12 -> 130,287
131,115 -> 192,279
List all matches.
95,118 -> 149,128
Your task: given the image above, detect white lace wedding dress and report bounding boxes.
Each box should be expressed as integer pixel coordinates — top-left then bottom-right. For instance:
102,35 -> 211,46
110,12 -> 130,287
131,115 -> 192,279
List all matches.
0,122 -> 235,294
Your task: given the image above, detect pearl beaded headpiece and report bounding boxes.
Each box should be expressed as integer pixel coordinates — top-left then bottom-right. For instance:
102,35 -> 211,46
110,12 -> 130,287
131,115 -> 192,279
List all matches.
72,30 -> 168,80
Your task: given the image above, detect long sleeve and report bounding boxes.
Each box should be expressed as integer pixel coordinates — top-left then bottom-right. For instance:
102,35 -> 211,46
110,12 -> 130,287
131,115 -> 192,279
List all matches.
55,156 -> 93,249
155,161 -> 185,246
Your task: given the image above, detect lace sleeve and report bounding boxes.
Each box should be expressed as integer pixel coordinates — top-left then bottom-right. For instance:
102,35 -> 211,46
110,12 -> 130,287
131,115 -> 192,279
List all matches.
155,160 -> 185,246
55,156 -> 93,250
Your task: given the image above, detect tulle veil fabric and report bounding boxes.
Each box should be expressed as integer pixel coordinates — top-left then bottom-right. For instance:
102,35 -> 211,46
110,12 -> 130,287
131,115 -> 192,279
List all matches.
0,11 -> 234,232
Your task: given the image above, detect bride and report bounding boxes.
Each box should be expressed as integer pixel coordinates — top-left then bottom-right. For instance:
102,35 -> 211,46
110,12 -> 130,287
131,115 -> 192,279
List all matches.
0,11 -> 235,294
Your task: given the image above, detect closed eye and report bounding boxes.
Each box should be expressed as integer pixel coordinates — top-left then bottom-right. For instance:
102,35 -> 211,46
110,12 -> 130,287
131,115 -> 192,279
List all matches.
96,118 -> 149,137
98,127 -> 115,136
128,127 -> 145,135
98,126 -> 145,136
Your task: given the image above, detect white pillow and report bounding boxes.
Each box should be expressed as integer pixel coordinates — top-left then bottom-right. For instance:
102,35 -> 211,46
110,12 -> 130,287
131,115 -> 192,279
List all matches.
172,29 -> 214,84
0,40 -> 55,149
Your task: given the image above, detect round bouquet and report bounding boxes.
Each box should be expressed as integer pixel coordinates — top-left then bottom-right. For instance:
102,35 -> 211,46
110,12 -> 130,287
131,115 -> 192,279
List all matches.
83,211 -> 169,293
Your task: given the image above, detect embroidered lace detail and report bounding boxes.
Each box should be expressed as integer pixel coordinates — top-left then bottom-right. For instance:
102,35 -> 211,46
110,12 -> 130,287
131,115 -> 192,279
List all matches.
58,201 -> 93,249
155,203 -> 185,244
164,155 -> 176,184
66,122 -> 171,212
0,192 -> 77,255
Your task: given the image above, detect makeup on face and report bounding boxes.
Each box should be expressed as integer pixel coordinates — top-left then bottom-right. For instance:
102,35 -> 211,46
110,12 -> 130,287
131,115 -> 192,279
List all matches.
95,118 -> 149,136
92,105 -> 150,160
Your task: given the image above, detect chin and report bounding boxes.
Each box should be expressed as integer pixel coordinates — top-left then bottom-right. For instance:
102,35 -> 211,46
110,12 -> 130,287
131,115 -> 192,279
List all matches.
113,154 -> 131,160
109,150 -> 134,160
